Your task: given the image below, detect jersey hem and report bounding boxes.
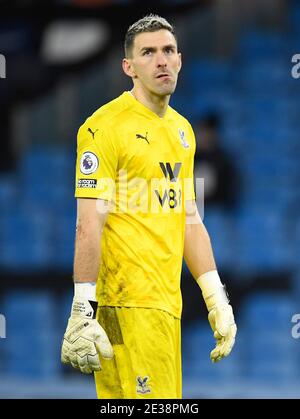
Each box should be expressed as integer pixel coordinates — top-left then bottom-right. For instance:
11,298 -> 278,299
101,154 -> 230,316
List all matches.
97,301 -> 182,320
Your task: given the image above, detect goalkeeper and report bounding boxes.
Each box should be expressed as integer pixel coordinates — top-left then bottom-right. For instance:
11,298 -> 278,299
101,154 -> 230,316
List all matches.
61,14 -> 237,399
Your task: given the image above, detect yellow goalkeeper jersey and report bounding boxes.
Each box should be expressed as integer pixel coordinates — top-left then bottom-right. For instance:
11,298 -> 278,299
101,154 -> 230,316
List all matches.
75,91 -> 195,319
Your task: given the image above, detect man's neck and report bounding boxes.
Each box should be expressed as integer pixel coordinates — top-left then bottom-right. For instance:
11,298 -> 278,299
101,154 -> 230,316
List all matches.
130,87 -> 170,118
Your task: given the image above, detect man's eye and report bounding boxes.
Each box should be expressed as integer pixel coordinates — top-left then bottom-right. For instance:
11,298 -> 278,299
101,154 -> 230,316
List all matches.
166,48 -> 174,54
143,50 -> 152,56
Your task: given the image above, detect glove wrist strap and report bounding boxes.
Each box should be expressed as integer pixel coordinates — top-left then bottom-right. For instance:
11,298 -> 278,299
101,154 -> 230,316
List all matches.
72,282 -> 98,319
74,282 -> 97,300
196,270 -> 229,312
71,298 -> 98,319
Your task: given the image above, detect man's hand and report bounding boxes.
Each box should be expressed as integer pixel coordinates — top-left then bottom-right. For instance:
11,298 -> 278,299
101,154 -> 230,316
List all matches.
197,270 -> 237,363
61,295 -> 114,374
208,303 -> 237,363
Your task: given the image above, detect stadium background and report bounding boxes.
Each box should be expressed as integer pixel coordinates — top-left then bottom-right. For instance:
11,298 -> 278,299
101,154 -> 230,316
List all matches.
0,0 -> 299,399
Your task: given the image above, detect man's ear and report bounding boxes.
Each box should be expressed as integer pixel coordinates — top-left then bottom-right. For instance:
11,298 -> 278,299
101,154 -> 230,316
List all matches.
177,52 -> 182,74
122,58 -> 137,78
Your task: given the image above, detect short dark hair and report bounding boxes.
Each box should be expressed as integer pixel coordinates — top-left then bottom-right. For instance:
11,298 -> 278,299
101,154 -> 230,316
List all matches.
124,14 -> 176,58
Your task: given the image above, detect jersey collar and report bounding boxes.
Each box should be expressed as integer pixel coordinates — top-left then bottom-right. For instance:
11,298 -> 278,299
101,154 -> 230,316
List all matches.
124,91 -> 173,122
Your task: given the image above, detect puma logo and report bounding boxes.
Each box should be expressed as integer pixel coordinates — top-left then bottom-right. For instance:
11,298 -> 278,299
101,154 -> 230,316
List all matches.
136,133 -> 149,144
88,128 -> 99,139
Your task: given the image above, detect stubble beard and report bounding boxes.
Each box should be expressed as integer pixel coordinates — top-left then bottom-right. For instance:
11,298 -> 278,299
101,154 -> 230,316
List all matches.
155,78 -> 177,97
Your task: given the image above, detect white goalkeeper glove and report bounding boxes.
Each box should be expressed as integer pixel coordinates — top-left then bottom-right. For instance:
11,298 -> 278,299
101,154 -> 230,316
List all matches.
197,271 -> 237,363
61,283 -> 114,374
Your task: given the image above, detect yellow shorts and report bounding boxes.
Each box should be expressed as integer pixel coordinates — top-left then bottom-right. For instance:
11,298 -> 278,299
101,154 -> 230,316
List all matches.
94,306 -> 181,399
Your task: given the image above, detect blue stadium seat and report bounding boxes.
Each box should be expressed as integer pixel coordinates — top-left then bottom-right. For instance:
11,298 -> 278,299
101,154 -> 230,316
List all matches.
2,291 -> 61,378
186,59 -> 233,87
240,293 -> 296,333
58,291 -> 73,332
203,209 -> 237,269
182,322 -> 241,383
245,332 -> 298,382
0,175 -> 18,214
53,214 -> 76,269
0,211 -> 54,271
231,210 -> 292,273
18,147 -> 75,213
3,291 -> 54,329
237,30 -> 288,60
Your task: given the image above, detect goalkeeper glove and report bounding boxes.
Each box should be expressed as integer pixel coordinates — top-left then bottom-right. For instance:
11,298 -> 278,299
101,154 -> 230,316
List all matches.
197,270 -> 237,363
61,282 -> 114,374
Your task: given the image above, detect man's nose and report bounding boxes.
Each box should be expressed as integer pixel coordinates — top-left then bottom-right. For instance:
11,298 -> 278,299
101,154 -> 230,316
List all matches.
156,52 -> 168,67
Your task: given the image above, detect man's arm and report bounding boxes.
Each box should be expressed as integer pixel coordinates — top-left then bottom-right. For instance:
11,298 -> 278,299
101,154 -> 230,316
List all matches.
61,198 -> 114,374
184,200 -> 237,362
184,203 -> 216,279
74,198 -> 108,282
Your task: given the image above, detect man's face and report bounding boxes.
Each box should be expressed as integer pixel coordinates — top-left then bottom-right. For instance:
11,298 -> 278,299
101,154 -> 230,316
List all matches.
127,29 -> 182,97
